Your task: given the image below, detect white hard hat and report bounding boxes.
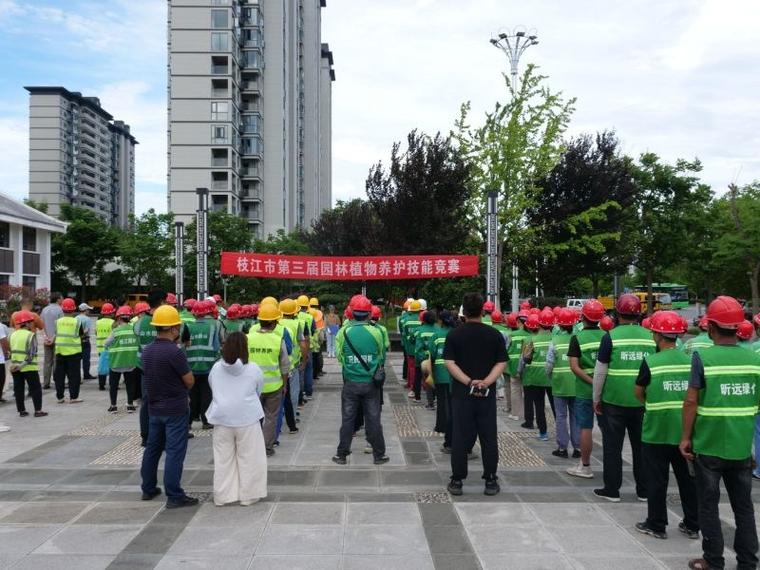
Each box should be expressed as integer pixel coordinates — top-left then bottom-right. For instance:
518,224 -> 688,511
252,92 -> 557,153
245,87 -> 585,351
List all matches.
458,305 -> 464,318
205,296 -> 217,305
406,298 -> 414,304
418,299 -> 427,310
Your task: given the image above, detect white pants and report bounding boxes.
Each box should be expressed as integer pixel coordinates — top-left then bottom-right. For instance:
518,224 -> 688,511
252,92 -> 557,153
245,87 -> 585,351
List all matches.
510,376 -> 523,419
212,422 -> 268,505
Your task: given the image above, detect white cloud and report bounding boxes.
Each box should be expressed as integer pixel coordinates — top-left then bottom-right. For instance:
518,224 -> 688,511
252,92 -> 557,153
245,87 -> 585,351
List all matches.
0,117 -> 28,201
135,189 -> 167,216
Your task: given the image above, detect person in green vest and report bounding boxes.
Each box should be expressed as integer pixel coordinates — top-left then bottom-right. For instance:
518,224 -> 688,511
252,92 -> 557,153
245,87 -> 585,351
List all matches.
414,310 -> 438,408
332,295 -> 387,465
489,311 -> 511,410
248,302 -> 290,457
632,310 -> 698,540
403,300 -> 422,400
9,310 -> 46,417
546,308 -> 580,458
53,297 -> 85,404
430,310 -> 457,451
682,316 -> 713,355
753,313 -> 760,481
221,304 -> 246,343
296,294 -> 316,401
187,299 -> 221,430
278,298 -> 307,436
134,292 -> 167,446
566,300 -> 606,479
95,303 -> 115,392
518,309 -> 556,441
680,296 -> 760,570
736,319 -> 755,350
105,305 -> 140,413
592,293 -> 655,502
506,311 -> 529,422
398,298 -> 413,384
481,300 -> 495,325
180,299 -> 196,325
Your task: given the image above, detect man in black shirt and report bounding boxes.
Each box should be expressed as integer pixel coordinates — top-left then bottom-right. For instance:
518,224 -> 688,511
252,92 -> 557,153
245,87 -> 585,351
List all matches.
444,293 -> 508,496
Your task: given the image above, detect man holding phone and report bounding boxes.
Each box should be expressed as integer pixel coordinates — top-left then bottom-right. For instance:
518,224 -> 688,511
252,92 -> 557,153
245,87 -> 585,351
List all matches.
444,292 -> 507,496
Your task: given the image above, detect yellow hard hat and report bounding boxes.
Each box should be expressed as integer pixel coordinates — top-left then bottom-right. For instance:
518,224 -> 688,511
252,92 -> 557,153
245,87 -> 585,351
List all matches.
297,294 -> 310,307
151,305 -> 181,327
409,300 -> 422,312
258,303 -> 282,322
279,298 -> 298,316
260,296 -> 278,307
309,297 -> 319,307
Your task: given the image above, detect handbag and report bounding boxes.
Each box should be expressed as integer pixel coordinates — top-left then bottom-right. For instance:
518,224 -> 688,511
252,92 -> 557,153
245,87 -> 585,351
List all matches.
343,328 -> 385,386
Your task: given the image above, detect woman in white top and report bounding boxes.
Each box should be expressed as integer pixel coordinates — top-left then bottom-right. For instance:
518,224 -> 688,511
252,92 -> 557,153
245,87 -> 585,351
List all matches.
206,332 -> 267,506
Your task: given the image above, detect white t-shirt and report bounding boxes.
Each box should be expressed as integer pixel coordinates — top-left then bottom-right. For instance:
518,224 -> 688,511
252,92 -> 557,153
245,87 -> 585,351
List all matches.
0,323 -> 7,364
206,359 -> 265,427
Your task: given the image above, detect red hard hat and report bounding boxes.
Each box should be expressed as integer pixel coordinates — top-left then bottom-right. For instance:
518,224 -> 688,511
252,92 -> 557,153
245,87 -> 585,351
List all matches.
529,307 -> 541,316
14,310 -> 35,325
698,315 -> 708,331
518,309 -> 530,321
600,316 -> 615,331
134,302 -> 150,316
100,303 -> 115,315
183,298 -> 197,309
641,317 -> 652,330
192,300 -> 212,317
115,305 -> 133,318
737,320 -> 754,341
166,293 -> 177,306
538,307 -> 555,327
62,298 -> 76,312
706,295 -> 744,329
520,301 -> 531,311
226,305 -> 240,320
557,308 -> 577,327
344,307 -> 353,320
506,312 -> 519,329
524,314 -> 540,330
349,295 -> 372,312
650,311 -> 685,335
754,313 -> 760,327
483,300 -> 495,313
491,310 -> 503,324
552,306 -> 562,316
371,305 -> 381,320
251,303 -> 259,316
213,294 -> 222,303
616,294 -> 641,316
582,300 -> 605,322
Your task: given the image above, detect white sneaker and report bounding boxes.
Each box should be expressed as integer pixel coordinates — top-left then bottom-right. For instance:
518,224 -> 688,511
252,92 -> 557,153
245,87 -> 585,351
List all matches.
508,414 -> 520,421
496,388 -> 505,400
407,390 -> 415,398
0,424 -> 10,433
566,462 -> 594,479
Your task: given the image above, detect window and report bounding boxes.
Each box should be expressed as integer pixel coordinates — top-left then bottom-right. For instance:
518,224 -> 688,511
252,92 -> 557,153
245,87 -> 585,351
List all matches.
0,275 -> 8,287
0,222 -> 8,248
211,101 -> 229,121
22,276 -> 36,291
211,9 -> 228,29
211,55 -> 229,75
212,149 -> 228,167
22,227 -> 36,252
211,32 -> 229,52
211,78 -> 228,97
211,125 -> 227,144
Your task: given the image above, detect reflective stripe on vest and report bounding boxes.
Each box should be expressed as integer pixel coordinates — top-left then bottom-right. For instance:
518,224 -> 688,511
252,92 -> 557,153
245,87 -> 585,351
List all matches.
10,329 -> 37,372
247,330 -> 283,393
109,326 -> 139,369
96,318 -> 114,351
186,320 -> 218,372
602,326 -> 655,407
55,316 -> 82,355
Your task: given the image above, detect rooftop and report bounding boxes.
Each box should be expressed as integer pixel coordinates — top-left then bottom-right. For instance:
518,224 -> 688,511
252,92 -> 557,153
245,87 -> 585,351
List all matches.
0,192 -> 67,234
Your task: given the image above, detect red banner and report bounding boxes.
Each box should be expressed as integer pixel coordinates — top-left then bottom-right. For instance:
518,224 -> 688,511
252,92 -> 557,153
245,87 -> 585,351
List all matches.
220,252 -> 479,281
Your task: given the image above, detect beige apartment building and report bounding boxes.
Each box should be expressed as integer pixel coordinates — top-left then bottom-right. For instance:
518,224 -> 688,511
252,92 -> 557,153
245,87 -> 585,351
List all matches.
168,0 -> 335,238
25,87 -> 137,229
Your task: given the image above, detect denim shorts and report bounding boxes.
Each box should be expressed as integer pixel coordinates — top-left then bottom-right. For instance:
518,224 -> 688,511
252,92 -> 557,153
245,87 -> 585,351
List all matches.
574,397 -> 594,429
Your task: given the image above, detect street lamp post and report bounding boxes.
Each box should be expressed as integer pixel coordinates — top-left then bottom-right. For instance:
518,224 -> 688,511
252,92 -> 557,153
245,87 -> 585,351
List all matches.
490,27 -> 539,312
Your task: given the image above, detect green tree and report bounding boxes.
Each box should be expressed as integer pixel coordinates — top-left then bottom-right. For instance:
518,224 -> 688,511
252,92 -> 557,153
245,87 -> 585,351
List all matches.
52,205 -> 119,299
119,209 -> 175,290
307,199 -> 381,256
23,199 -> 49,214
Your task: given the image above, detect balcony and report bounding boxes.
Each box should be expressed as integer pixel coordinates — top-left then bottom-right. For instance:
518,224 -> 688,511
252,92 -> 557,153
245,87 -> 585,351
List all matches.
211,179 -> 229,191
239,167 -> 260,180
240,80 -> 261,94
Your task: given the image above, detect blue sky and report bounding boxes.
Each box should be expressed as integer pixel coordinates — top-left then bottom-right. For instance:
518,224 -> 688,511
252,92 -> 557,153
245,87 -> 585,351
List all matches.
1,0 -> 759,218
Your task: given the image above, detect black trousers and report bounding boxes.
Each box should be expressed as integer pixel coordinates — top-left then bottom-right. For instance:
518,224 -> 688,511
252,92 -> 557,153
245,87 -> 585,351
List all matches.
283,388 -> 297,431
642,442 -> 699,533
413,365 -> 423,400
53,353 -> 82,400
599,402 -> 646,497
81,339 -> 92,378
524,385 -> 553,432
109,369 -> 139,406
136,368 -> 149,443
435,383 -> 452,447
337,381 -> 385,460
402,348 -> 407,380
0,363 -> 6,398
451,395 -> 498,481
12,370 -> 42,413
313,351 -> 323,377
696,454 -> 758,570
189,373 -> 212,425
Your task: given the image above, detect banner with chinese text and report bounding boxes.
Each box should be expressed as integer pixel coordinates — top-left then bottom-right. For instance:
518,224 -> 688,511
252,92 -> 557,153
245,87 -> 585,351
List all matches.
220,253 -> 479,281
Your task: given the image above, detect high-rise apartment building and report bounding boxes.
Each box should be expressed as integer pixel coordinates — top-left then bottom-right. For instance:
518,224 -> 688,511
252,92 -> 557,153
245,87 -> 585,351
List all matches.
168,0 -> 335,238
25,86 -> 137,228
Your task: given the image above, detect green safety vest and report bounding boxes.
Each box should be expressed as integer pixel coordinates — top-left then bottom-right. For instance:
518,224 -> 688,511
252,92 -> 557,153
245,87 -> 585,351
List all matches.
523,330 -> 552,387
373,322 -> 390,353
55,316 -> 82,356
692,345 -> 760,460
507,328 -> 529,378
482,315 -> 492,325
95,318 -> 114,352
430,327 -> 451,384
573,327 -> 605,400
337,322 -> 384,383
641,348 -> 691,445
492,324 -> 510,355
280,317 -> 302,372
134,314 -> 157,366
551,331 -> 575,397
186,319 -> 218,373
247,330 -> 283,393
602,324 -> 656,408
402,314 -> 421,354
297,311 -> 314,337
683,332 -> 713,356
414,324 -> 437,364
109,325 -> 140,370
10,328 -> 37,372
738,340 -> 754,351
180,310 -> 195,325
223,319 -> 244,335
753,340 -> 760,357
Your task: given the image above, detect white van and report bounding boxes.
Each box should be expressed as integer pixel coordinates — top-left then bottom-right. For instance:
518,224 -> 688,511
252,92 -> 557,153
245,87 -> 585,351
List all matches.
566,298 -> 590,310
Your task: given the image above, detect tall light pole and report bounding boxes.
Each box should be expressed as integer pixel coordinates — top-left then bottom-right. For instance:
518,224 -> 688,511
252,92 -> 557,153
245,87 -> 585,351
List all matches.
490,27 -> 539,312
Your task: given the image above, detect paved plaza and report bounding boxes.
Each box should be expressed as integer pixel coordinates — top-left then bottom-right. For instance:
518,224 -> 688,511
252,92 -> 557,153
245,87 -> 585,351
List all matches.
0,353 -> 756,569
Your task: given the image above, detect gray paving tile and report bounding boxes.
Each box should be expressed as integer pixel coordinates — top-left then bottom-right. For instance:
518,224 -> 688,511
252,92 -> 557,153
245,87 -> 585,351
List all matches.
346,502 -> 420,525
402,441 -> 429,453
258,524 -> 343,555
465,525 -> 561,554
11,554 -> 116,570
529,503 -> 613,526
187,502 -> 273,527
0,501 -> 89,524
150,504 -> 201,526
249,555 -> 341,569
516,491 -> 588,502
381,470 -> 444,487
271,501 -> 344,524
185,470 -> 213,486
343,554 -> 435,570
316,469 -> 378,488
23,490 -> 107,502
106,553 -> 163,569
432,553 -> 481,570
480,553 -> 574,570
568,555 -> 666,569
406,453 -> 435,466
156,555 -> 251,570
58,469 -> 133,486
0,468 -> 70,484
267,470 -> 317,486
35,524 -> 142,555
546,525 -> 646,555
419,503 -> 461,526
168,525 -> 263,556
343,524 -> 428,555
0,554 -> 23,569
5,436 -> 78,463
504,471 -> 571,486
424,525 -> 473,554
122,524 -> 187,555
456,503 -> 536,526
0,525 -> 62,554
75,502 -> 163,525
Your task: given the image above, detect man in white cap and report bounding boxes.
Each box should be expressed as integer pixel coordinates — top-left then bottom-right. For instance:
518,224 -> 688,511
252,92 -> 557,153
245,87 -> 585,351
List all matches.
77,303 -> 95,380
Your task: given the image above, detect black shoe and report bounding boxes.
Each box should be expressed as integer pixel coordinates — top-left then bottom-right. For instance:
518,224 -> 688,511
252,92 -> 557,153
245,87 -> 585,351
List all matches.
635,521 -> 667,539
447,478 -> 463,496
593,488 -> 621,503
440,445 -> 452,454
520,422 -> 534,429
678,521 -> 699,539
108,406 -> 118,413
142,488 -> 162,501
34,411 -> 48,417
166,496 -> 199,509
572,449 -> 581,459
331,455 -> 347,465
201,423 -> 213,430
273,441 -> 280,447
289,428 -> 299,434
373,455 -> 390,465
99,386 -> 106,391
424,404 -> 435,410
141,439 -> 147,448
484,476 -> 500,496
187,432 -> 195,439
83,375 -> 96,380
19,411 -> 29,417
266,448 -> 275,457
552,448 -> 568,458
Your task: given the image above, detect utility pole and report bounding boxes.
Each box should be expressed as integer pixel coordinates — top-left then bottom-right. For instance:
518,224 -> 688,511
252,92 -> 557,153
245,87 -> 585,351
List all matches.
196,187 -> 209,299
174,221 -> 185,305
490,27 -> 539,312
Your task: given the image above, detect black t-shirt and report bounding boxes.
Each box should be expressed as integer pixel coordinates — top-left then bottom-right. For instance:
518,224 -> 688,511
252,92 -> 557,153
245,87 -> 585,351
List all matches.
443,322 -> 508,399
596,333 -> 613,364
634,360 -> 651,387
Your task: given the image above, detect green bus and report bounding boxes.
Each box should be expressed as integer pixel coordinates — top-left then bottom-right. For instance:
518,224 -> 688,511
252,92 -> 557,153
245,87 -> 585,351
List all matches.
634,283 -> 689,309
